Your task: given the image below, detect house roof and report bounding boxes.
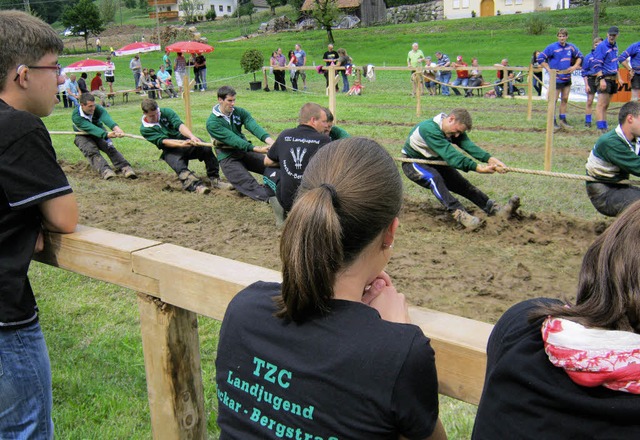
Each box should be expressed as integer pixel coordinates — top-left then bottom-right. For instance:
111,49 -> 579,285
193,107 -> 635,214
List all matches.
301,0 -> 361,11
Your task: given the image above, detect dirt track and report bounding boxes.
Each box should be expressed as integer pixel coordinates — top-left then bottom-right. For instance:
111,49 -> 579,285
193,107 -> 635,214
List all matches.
62,160 -> 607,324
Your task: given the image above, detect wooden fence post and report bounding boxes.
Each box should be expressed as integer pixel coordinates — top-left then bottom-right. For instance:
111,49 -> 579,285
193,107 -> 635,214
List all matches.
138,293 -> 206,440
183,73 -> 192,131
544,69 -> 557,171
527,64 -> 534,121
414,69 -> 422,117
328,65 -> 337,120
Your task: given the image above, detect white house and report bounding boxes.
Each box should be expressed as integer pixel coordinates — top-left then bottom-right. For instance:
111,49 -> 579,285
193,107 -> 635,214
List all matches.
444,0 -> 571,19
149,0 -> 268,20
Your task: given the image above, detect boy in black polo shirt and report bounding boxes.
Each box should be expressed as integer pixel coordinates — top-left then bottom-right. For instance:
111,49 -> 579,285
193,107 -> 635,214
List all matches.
0,10 -> 78,438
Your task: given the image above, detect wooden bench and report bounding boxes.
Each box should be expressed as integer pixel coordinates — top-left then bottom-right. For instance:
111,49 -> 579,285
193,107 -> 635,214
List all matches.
35,225 -> 492,436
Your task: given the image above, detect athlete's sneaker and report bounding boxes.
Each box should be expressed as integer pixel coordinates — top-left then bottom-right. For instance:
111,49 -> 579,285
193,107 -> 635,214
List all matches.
210,178 -> 233,190
558,119 -> 571,129
585,122 -> 592,128
598,128 -> 608,135
194,184 -> 210,195
122,166 -> 137,179
453,209 -> 482,230
495,195 -> 521,219
102,168 -> 116,180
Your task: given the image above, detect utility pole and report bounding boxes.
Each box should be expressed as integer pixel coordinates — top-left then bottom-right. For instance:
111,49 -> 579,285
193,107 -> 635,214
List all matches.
593,0 -> 600,40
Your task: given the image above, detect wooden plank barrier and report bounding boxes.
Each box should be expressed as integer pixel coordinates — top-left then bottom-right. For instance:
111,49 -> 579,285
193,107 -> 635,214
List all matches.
35,225 -> 492,438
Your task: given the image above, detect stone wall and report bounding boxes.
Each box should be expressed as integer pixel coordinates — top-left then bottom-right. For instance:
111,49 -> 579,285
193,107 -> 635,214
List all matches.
386,1 -> 444,24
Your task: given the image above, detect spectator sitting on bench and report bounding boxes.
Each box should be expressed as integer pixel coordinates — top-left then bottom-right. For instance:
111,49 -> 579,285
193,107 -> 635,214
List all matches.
90,72 -> 108,107
156,65 -> 177,98
473,199 -> 640,439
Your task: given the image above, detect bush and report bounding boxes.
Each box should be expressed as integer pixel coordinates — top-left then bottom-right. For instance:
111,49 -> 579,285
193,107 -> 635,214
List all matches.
524,13 -> 547,35
240,49 -> 264,82
205,9 -> 217,21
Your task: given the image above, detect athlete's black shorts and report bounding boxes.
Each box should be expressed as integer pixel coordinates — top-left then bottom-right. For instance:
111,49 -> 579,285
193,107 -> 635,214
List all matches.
597,77 -> 618,95
587,76 -> 597,94
631,74 -> 640,90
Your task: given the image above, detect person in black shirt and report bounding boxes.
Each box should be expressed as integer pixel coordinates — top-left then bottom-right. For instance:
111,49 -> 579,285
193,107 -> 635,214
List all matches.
0,11 -> 78,438
216,137 -> 447,440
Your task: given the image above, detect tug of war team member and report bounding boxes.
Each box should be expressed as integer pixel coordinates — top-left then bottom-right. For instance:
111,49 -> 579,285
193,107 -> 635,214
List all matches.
263,102 -> 331,224
72,92 -> 137,180
582,37 -> 605,128
473,200 -> 640,439
401,108 -> 520,230
619,38 -> 640,102
585,101 -> 640,217
592,26 -> 622,134
323,107 -> 350,141
139,98 -> 230,195
0,10 -> 79,439
537,28 -> 583,129
206,86 -> 274,201
216,137 -> 447,440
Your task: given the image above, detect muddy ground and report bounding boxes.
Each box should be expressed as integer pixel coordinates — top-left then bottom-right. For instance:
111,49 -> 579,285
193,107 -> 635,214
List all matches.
61,160 -> 608,324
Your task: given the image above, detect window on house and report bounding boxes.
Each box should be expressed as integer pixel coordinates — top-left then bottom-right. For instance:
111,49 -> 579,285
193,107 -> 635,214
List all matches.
219,5 -> 223,11
515,0 -> 522,4
453,0 -> 460,8
227,5 -> 231,11
197,4 -> 203,9
505,0 -> 513,5
462,0 -> 469,7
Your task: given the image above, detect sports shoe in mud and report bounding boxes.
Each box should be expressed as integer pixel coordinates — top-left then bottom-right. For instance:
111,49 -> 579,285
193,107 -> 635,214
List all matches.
102,168 -> 116,180
453,209 -> 482,230
122,166 -> 137,179
558,119 -> 571,129
585,122 -> 592,128
194,184 -> 210,195
496,195 -> 521,219
210,178 -> 233,190
598,128 -> 608,135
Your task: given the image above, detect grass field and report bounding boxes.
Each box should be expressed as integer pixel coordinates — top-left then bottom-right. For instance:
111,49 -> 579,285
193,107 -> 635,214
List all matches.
30,4 -> 637,438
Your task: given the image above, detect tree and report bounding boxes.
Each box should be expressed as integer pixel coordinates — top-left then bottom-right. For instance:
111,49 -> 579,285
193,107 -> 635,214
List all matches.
99,0 -> 118,23
237,0 -> 256,23
61,0 -> 105,51
266,0 -> 284,15
179,0 -> 204,23
311,0 -> 340,44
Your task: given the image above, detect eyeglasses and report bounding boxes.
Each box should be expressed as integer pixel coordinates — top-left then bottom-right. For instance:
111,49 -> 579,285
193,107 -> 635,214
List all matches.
14,63 -> 62,81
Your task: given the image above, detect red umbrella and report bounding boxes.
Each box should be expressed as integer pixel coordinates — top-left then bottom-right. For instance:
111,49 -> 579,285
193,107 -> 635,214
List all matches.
165,41 -> 214,55
63,59 -> 115,73
115,42 -> 161,57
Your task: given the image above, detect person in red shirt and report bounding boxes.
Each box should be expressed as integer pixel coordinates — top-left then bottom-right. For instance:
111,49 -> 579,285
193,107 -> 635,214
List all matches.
451,55 -> 469,96
90,72 -> 108,106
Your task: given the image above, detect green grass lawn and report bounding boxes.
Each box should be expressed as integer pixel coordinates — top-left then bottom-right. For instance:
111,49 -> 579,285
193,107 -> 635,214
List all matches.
32,5 -> 637,438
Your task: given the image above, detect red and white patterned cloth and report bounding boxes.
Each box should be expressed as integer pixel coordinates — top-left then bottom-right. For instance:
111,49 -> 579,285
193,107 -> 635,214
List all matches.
542,317 -> 640,394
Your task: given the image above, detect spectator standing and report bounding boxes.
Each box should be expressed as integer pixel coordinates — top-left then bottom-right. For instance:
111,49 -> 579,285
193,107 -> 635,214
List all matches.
585,101 -> 640,217
401,108 -> 519,229
173,52 -> 187,94
0,12 -> 78,438
105,55 -> 115,93
531,51 -> 543,97
206,86 -> 275,201
194,53 -> 207,91
493,58 -> 514,97
423,56 -> 437,96
435,51 -> 452,96
65,73 -> 80,107
58,72 -> 70,108
90,72 -> 108,106
407,42 -> 425,97
129,54 -> 142,90
618,39 -> 640,102
473,200 -> 640,439
71,93 -> 137,180
451,55 -> 469,96
162,49 -> 173,76
322,43 -> 339,90
336,48 -> 352,93
537,28 -> 583,128
592,26 -> 622,134
272,47 -> 287,91
287,49 -> 298,91
582,37 -> 604,128
96,37 -> 101,53
293,43 -> 307,90
77,72 -> 89,95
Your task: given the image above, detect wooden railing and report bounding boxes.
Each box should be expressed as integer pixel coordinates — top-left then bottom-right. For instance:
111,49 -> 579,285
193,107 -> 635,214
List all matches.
35,225 -> 492,439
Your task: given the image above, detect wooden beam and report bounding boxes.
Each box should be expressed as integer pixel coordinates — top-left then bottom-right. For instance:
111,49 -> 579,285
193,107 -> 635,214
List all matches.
34,225 -> 160,295
132,243 -> 281,321
544,69 -> 557,171
410,307 -> 492,405
138,293 -> 206,440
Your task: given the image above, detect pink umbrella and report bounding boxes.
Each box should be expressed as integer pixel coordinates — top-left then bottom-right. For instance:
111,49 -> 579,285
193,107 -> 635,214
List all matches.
115,42 -> 161,57
165,41 -> 214,55
63,59 -> 115,73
